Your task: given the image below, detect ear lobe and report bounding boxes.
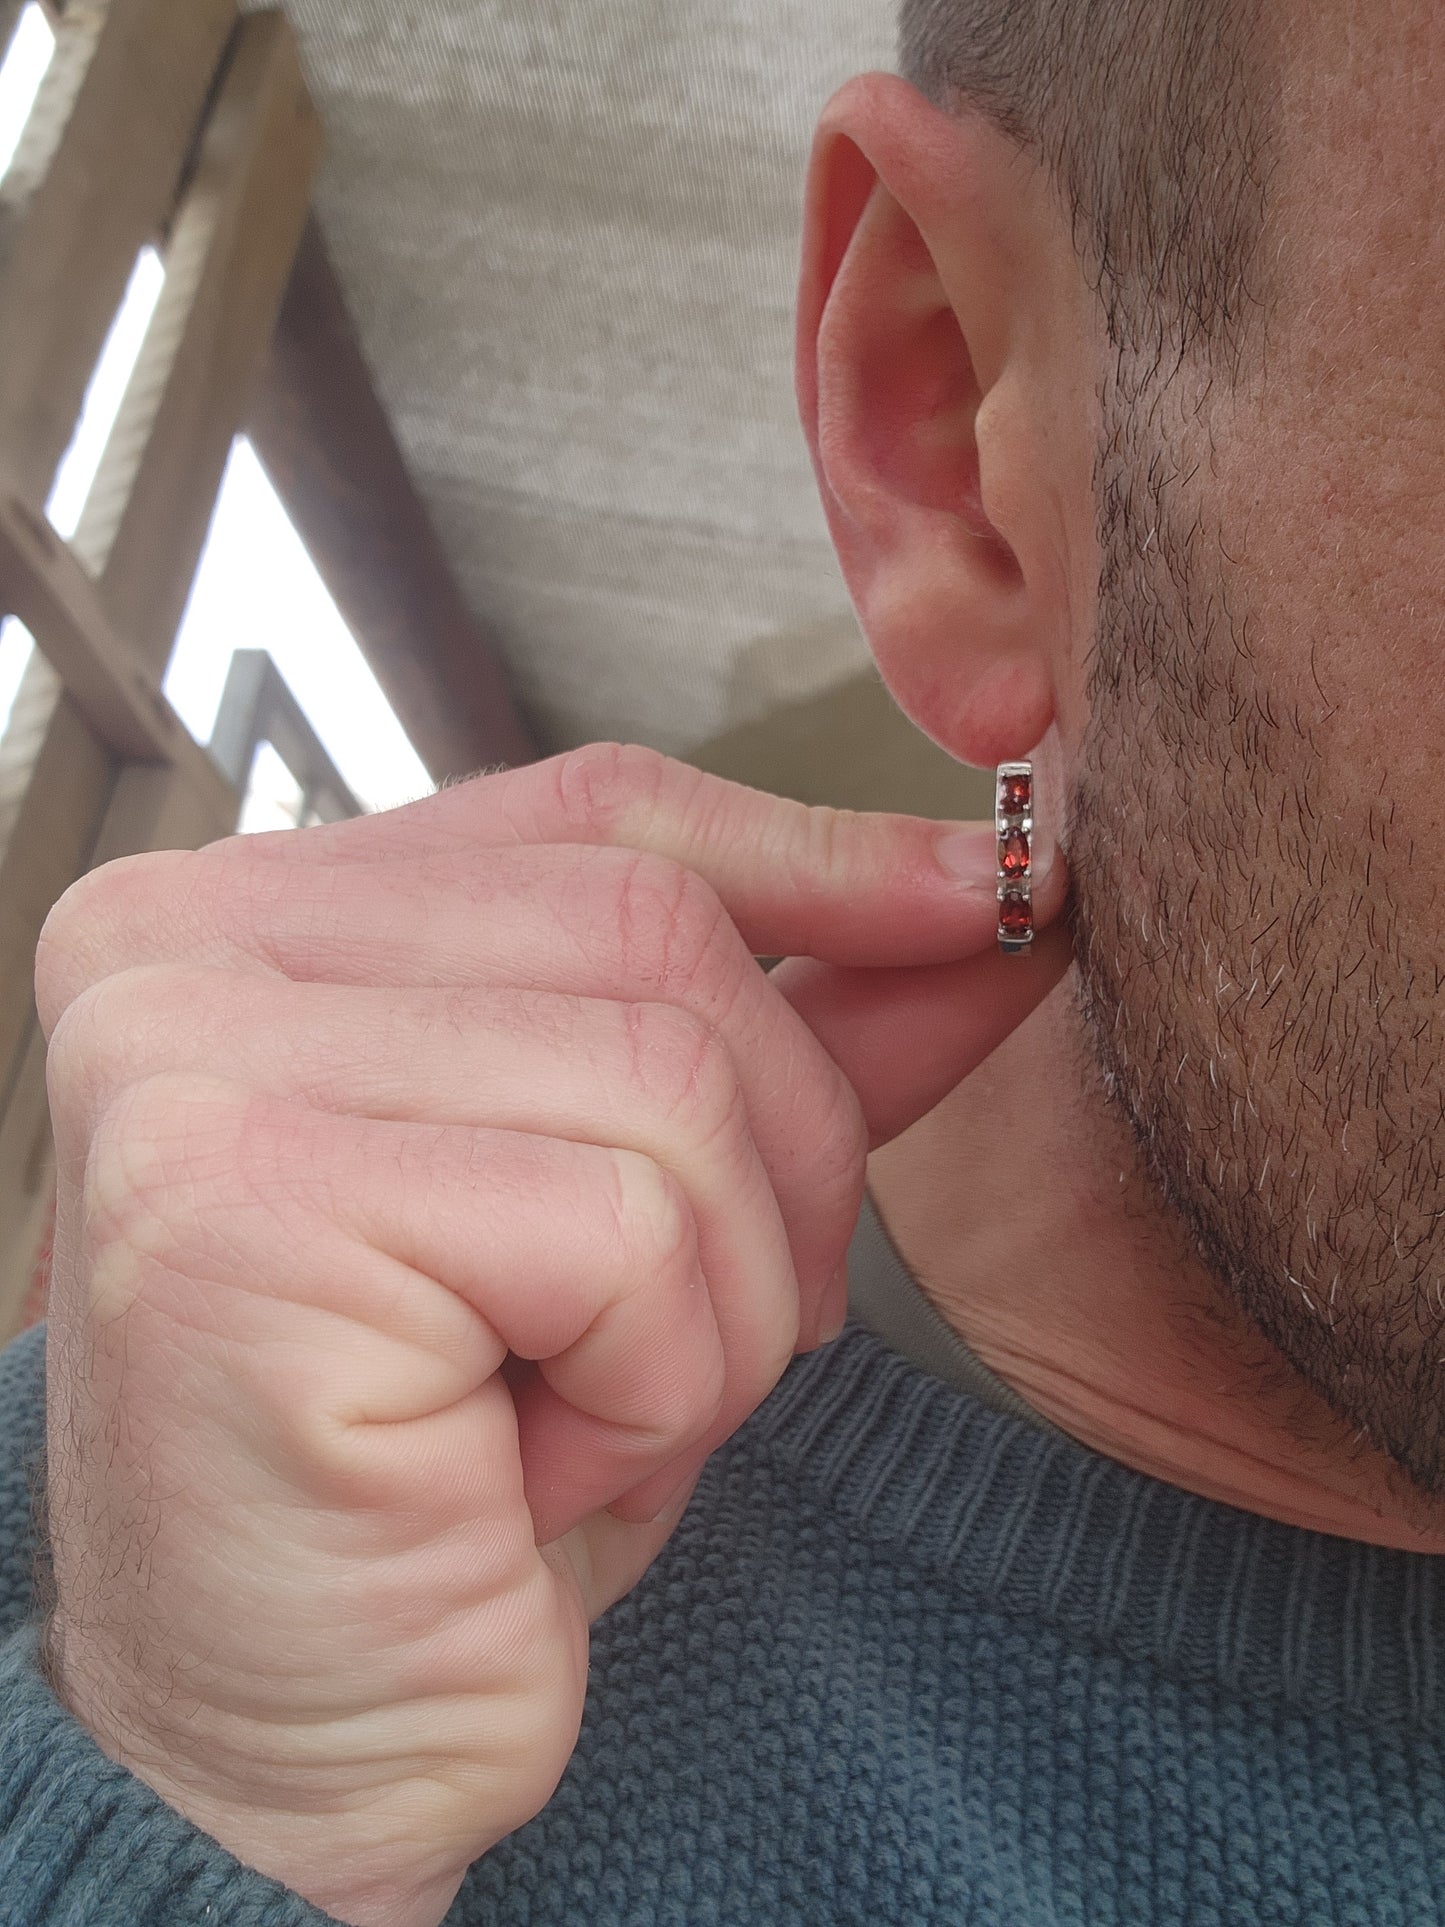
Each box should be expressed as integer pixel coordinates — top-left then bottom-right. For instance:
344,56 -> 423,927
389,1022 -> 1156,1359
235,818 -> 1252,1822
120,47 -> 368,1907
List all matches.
796,74 -> 1060,772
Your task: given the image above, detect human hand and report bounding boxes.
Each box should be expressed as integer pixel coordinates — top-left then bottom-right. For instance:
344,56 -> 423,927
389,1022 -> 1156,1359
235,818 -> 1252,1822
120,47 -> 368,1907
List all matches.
33,743 -> 1070,1926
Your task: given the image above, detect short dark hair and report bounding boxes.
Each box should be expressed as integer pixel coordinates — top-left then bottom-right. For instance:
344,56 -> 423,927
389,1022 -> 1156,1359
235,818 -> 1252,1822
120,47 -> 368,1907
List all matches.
897,0 -> 1278,375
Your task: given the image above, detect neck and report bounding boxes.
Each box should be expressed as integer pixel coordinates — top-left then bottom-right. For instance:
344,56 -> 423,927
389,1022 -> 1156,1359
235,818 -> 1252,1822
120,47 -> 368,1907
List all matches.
864,967 -> 1445,1554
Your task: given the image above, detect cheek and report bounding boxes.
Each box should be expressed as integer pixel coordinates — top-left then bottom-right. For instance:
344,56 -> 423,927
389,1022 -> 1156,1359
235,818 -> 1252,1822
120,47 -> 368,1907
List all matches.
1212,412 -> 1445,918
1051,550 -> 1098,770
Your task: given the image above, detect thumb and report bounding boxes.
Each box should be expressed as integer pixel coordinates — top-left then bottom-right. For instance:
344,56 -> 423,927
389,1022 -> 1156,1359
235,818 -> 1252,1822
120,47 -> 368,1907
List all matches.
770,912 -> 1073,1152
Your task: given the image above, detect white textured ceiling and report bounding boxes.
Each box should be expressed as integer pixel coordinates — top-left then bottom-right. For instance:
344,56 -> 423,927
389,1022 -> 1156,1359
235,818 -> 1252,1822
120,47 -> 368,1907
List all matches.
267,0 -> 901,761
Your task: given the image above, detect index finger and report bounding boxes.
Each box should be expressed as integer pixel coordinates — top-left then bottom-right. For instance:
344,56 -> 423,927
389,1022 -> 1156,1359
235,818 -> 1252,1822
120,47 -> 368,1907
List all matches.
229,740 -> 1059,970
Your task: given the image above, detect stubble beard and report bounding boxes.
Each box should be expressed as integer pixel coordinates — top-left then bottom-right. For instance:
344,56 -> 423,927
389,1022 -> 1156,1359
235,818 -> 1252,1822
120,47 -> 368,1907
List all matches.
1063,361 -> 1445,1503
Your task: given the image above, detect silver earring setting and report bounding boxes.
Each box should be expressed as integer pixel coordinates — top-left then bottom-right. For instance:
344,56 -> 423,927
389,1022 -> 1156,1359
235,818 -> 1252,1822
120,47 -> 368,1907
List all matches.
996,761 -> 1033,954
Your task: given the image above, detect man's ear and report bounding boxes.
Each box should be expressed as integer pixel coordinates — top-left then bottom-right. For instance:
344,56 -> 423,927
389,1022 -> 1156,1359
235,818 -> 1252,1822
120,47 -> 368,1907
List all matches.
796,73 -> 1090,772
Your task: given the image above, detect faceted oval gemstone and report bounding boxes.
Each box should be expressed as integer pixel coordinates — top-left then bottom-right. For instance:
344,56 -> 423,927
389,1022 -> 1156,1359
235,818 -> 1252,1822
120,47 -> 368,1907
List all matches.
999,890 -> 1031,936
1000,828 -> 1030,877
1001,774 -> 1031,815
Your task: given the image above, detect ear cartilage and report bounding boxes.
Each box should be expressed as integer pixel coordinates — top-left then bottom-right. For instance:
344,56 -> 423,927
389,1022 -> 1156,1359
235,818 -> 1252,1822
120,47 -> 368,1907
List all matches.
996,761 -> 1033,955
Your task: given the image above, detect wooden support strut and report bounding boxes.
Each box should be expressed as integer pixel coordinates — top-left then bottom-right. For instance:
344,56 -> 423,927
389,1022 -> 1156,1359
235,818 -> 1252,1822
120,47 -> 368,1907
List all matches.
0,488 -> 236,812
0,6 -> 319,1052
70,9 -> 325,665
0,0 -> 237,509
0,5 -> 321,1335
248,215 -> 540,783
0,0 -> 28,70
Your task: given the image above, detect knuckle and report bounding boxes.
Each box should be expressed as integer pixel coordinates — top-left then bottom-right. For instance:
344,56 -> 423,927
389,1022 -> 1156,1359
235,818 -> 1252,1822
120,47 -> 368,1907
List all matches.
608,849 -> 727,998
550,740 -> 672,837
45,965 -> 200,1129
602,1145 -> 699,1285
35,852 -> 197,1036
786,800 -> 860,898
77,1076 -> 328,1329
81,1072 -> 252,1262
620,1001 -> 743,1150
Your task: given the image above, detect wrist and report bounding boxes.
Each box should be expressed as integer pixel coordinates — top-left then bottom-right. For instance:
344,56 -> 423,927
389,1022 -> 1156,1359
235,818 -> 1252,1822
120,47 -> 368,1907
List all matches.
41,1611 -> 463,1927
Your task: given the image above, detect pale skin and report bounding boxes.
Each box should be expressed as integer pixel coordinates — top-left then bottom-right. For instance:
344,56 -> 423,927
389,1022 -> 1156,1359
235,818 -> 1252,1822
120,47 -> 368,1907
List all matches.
32,4 -> 1445,1923
805,0 -> 1445,1552
34,752 -> 1071,1927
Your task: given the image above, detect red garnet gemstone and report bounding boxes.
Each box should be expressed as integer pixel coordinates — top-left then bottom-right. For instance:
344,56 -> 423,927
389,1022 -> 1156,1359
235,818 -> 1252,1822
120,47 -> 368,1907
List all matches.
1000,828 -> 1029,877
1001,773 -> 1030,815
999,890 -> 1031,937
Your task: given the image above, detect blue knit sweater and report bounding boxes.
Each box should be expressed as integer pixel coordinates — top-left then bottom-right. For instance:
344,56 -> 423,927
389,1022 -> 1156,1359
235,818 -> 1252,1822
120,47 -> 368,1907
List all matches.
3,1192 -> 1445,1923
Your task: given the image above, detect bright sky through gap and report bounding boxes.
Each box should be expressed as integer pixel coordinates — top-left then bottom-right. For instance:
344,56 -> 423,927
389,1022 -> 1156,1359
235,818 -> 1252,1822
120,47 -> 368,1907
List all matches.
0,0 -> 47,175
165,440 -> 434,816
0,2 -> 53,737
0,2 -> 435,818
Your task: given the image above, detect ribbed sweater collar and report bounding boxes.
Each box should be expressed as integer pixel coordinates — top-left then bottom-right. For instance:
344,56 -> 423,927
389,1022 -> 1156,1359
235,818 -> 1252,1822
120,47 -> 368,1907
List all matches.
744,1194 -> 1445,1732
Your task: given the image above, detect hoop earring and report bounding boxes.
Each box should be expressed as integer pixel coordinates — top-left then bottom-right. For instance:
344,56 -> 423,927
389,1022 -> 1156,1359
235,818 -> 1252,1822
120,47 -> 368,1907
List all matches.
996,761 -> 1033,954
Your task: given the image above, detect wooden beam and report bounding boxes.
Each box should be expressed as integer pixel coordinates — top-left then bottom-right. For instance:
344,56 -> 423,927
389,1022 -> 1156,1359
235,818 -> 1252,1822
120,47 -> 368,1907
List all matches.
71,9 -> 322,668
0,6 -> 313,1324
0,489 -> 237,815
0,0 -> 28,66
89,756 -> 238,872
208,647 -> 359,822
247,214 -> 539,784
0,0 -> 237,1055
0,0 -> 236,507
0,1016 -> 55,1347
0,9 -> 317,1108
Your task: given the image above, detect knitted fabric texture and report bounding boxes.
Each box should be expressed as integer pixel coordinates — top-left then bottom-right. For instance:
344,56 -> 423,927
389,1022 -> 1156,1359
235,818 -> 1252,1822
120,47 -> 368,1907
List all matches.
2,1314 -> 1444,1924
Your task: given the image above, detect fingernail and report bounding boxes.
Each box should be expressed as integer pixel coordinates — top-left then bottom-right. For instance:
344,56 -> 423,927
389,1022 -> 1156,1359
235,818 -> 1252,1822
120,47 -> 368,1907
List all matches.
608,1459 -> 701,1528
649,1467 -> 702,1526
934,824 -> 1054,889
